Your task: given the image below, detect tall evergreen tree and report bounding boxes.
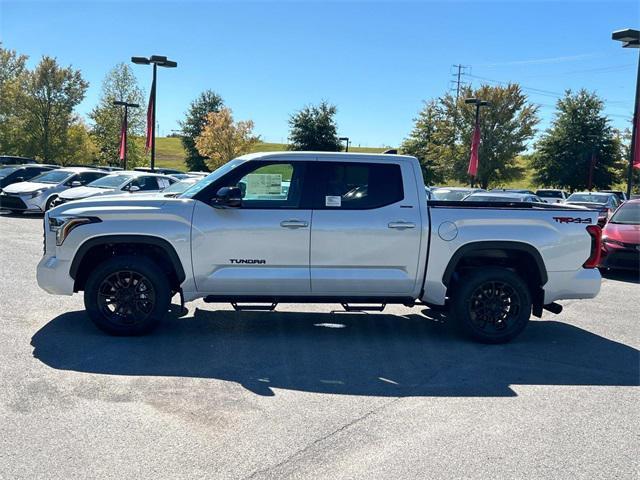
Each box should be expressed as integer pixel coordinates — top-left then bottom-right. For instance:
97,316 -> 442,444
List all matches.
179,90 -> 224,171
288,101 -> 341,151
531,90 -> 623,191
401,99 -> 450,185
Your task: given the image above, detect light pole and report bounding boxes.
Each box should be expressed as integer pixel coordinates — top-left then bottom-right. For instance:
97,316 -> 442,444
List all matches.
339,136 -> 350,152
612,28 -> 639,198
131,55 -> 177,171
464,98 -> 490,187
112,100 -> 139,170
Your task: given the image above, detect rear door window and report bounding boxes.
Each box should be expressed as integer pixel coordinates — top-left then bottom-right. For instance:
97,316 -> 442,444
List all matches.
313,162 -> 404,209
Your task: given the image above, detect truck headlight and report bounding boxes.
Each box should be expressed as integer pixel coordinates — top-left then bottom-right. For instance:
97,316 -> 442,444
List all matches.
48,215 -> 101,245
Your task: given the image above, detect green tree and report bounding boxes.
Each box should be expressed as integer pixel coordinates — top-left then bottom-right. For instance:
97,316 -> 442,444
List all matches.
179,90 -> 224,171
88,63 -> 146,167
400,99 -> 450,185
531,90 -> 623,191
288,101 -> 341,151
62,118 -> 97,166
19,56 -> 88,163
0,44 -> 28,154
401,84 -> 538,188
448,85 -> 538,188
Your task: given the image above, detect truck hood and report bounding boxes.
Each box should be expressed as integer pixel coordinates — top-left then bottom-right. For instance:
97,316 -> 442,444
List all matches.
2,181 -> 54,194
59,186 -> 113,200
48,195 -> 195,217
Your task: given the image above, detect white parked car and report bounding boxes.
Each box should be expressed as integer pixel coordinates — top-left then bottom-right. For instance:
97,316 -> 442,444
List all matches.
38,151 -> 603,344
535,189 -> 568,204
0,167 -> 107,213
50,171 -> 177,208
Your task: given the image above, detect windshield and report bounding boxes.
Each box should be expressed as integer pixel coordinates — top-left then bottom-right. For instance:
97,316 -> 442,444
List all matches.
536,191 -> 562,198
432,189 -> 471,201
0,167 -> 20,179
179,159 -> 244,198
162,179 -> 199,194
610,202 -> 640,225
88,174 -> 132,189
29,170 -> 73,184
567,193 -> 609,203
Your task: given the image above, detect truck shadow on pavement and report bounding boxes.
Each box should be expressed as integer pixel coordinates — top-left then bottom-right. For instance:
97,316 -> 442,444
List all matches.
31,308 -> 639,397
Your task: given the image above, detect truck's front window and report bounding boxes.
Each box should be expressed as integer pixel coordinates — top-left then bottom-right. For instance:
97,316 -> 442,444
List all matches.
179,159 -> 244,198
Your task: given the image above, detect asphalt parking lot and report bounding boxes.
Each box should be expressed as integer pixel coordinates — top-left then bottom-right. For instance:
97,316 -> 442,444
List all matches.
0,212 -> 638,480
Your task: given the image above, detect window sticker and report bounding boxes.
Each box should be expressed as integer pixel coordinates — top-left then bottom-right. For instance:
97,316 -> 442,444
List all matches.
325,195 -> 341,207
245,174 -> 282,196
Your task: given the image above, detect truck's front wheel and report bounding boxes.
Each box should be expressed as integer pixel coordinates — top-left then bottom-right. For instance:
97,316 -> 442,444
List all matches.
450,267 -> 531,344
84,255 -> 170,335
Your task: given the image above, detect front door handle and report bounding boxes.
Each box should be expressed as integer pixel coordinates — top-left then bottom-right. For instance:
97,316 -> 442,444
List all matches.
388,221 -> 416,230
280,220 -> 309,229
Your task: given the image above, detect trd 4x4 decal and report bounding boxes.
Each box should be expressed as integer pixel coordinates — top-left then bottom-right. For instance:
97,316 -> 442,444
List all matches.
552,217 -> 593,224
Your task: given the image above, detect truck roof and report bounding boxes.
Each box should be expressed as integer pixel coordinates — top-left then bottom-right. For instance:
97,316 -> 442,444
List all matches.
235,151 -> 416,163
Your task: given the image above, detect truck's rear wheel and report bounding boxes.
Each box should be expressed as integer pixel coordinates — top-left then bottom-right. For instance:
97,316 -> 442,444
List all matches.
450,267 -> 531,344
84,255 -> 170,335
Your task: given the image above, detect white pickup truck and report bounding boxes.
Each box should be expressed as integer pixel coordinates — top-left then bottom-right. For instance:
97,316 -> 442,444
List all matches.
37,152 -> 602,343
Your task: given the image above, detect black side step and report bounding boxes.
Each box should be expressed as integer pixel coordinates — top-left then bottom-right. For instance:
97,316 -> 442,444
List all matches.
231,302 -> 278,312
341,303 -> 386,312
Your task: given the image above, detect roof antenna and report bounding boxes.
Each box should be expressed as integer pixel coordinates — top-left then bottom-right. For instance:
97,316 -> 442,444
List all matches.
383,149 -> 398,154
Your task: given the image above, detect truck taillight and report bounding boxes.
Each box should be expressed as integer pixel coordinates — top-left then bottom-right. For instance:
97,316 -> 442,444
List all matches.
583,225 -> 602,269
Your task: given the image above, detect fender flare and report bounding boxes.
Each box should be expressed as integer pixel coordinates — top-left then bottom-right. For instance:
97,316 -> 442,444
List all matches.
441,241 -> 548,286
69,234 -> 186,283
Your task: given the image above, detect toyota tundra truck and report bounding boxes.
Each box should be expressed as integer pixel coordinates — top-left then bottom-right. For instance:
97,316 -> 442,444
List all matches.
37,152 -> 603,343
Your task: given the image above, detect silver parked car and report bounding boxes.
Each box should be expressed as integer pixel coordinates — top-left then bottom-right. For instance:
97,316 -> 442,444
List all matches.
463,191 -> 545,203
0,167 -> 107,213
431,187 -> 485,201
50,171 -> 177,208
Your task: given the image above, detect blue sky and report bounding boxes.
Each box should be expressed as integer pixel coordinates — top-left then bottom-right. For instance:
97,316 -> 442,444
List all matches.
1,0 -> 637,147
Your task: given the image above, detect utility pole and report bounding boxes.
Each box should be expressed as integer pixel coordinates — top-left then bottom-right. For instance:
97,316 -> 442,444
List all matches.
451,64 -> 470,104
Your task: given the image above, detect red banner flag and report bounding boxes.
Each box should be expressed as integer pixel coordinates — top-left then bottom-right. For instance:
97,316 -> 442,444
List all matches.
467,123 -> 481,177
118,116 -> 127,161
145,78 -> 156,153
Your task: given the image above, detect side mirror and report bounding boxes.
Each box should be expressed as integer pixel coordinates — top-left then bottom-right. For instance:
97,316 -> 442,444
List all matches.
71,181 -> 82,187
212,186 -> 242,208
14,177 -> 24,183
128,185 -> 140,192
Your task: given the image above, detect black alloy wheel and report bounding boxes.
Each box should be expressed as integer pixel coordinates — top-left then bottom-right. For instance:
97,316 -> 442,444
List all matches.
451,267 -> 532,343
97,270 -> 156,326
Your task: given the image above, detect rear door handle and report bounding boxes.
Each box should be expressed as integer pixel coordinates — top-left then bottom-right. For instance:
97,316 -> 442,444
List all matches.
388,221 -> 416,229
280,220 -> 309,229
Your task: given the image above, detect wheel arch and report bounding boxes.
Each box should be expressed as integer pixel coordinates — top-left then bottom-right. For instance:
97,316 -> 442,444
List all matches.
442,241 -> 548,316
70,235 -> 186,292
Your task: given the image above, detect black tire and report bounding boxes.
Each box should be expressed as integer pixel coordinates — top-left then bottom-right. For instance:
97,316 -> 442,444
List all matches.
84,255 -> 170,335
44,196 -> 57,211
450,267 -> 531,344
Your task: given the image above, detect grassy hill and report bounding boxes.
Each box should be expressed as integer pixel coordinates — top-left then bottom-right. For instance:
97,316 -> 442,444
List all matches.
154,137 -> 554,190
154,137 -> 387,171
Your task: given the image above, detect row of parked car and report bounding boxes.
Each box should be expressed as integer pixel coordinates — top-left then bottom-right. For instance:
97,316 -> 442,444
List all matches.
426,186 -> 639,272
427,186 -> 627,225
0,160 -> 207,213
